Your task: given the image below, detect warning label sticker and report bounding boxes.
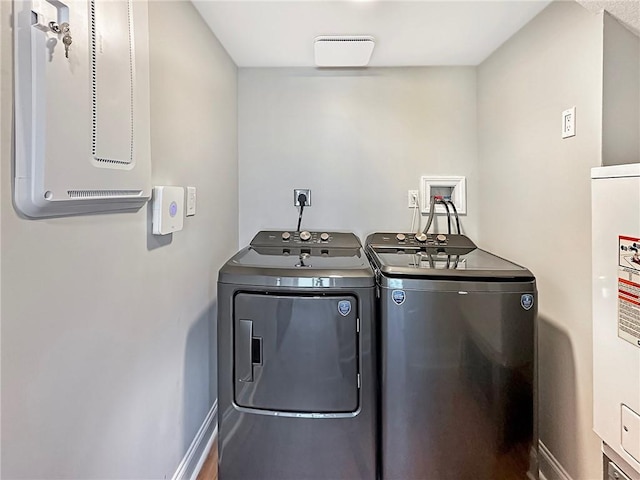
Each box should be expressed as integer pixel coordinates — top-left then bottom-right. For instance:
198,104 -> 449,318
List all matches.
618,235 -> 640,348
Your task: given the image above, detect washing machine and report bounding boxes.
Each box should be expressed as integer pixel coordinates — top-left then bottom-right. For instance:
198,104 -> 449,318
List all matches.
217,230 -> 376,480
366,231 -> 537,480
605,456 -> 635,480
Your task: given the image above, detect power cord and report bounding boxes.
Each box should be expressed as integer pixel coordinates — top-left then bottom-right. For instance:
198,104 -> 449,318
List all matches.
296,193 -> 307,232
410,192 -> 420,233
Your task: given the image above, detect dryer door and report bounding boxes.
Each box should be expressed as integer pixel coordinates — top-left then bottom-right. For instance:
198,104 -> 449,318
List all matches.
234,293 -> 359,413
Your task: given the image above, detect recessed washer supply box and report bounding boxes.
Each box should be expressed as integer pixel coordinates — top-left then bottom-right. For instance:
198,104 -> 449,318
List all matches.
153,186 -> 184,235
419,175 -> 466,214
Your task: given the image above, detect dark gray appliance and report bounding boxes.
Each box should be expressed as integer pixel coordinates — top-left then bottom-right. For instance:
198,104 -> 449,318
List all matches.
605,457 -> 632,480
218,230 -> 376,480
366,232 -> 537,480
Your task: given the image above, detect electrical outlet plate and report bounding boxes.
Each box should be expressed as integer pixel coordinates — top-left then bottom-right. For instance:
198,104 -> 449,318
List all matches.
408,190 -> 419,208
562,106 -> 576,138
294,189 -> 311,206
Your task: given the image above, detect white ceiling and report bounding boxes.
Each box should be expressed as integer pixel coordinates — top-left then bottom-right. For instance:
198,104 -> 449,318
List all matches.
575,0 -> 640,35
192,0 -> 555,67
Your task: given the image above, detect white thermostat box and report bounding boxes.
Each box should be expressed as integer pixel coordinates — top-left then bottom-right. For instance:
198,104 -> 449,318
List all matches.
153,186 -> 184,235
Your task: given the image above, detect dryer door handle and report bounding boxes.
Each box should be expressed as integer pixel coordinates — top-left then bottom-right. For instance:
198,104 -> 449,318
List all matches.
236,319 -> 254,382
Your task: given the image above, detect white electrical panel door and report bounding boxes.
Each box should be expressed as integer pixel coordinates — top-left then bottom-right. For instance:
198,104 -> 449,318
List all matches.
592,163 -> 640,475
14,0 -> 151,217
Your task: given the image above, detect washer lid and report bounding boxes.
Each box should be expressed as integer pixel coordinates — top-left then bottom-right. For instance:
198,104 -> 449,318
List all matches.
369,247 -> 534,280
218,246 -> 374,288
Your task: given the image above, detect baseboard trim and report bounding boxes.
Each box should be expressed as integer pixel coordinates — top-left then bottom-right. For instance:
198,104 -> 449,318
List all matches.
190,423 -> 218,480
172,400 -> 218,480
527,444 -> 539,480
539,441 -> 573,480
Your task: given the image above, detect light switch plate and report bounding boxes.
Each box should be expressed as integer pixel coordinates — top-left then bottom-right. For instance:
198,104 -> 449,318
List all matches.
186,186 -> 196,217
562,106 -> 576,138
152,186 -> 184,235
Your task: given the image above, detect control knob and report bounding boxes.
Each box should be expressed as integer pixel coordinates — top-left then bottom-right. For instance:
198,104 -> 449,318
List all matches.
320,232 -> 330,242
436,234 -> 447,243
396,233 -> 406,242
414,233 -> 427,243
281,231 -> 291,241
299,231 -> 312,241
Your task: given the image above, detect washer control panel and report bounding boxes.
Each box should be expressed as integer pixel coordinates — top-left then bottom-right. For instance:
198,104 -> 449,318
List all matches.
415,233 -> 428,243
251,231 -> 363,248
366,232 -> 477,250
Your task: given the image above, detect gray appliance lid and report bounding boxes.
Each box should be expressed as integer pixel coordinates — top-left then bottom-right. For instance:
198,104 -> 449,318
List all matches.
366,238 -> 534,281
218,245 -> 374,288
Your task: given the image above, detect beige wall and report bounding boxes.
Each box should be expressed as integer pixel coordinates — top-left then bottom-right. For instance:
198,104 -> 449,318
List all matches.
238,67 -> 478,246
602,12 -> 640,166
477,2 -> 603,479
0,1 -> 237,478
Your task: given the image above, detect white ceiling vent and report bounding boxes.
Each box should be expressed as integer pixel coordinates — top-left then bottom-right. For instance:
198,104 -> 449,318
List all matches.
314,36 -> 375,67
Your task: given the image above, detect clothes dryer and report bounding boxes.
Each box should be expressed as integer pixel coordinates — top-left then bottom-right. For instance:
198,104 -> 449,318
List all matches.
366,232 -> 536,480
218,230 -> 376,480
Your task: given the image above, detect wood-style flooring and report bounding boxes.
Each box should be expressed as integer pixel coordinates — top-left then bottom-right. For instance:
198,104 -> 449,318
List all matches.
197,439 -> 218,480
196,437 -> 530,480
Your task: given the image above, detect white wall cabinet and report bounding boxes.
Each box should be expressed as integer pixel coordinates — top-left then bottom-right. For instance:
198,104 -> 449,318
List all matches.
14,0 -> 151,217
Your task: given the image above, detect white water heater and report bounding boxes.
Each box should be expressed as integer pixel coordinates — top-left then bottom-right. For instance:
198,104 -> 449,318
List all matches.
592,163 -> 640,479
